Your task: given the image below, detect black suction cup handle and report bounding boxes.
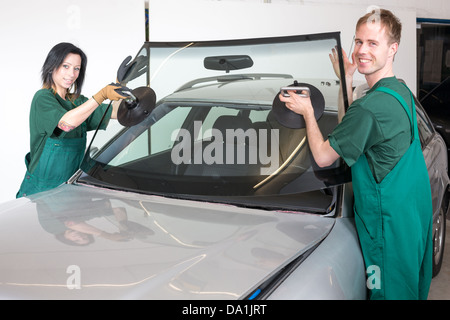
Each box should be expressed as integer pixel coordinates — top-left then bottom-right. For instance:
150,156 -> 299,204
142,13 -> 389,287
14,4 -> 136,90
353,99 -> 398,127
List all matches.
117,86 -> 156,127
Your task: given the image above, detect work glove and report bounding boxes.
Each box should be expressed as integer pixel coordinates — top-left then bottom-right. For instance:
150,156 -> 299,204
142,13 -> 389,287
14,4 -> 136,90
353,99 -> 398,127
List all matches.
93,83 -> 131,105
117,55 -> 135,84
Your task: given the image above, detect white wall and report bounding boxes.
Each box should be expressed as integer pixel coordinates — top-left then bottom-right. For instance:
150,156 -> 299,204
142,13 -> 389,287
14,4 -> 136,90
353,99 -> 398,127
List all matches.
148,0 -> 450,91
196,0 -> 450,20
149,0 -> 417,89
0,0 -> 449,204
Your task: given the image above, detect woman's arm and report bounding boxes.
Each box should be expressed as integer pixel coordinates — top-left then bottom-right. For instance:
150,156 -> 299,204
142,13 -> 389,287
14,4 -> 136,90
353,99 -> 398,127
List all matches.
110,100 -> 121,120
58,84 -> 127,132
58,98 -> 100,132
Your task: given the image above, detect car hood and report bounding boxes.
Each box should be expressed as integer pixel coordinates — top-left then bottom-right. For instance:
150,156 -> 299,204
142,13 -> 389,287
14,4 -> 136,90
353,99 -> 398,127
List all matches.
0,185 -> 334,299
0,184 -> 334,300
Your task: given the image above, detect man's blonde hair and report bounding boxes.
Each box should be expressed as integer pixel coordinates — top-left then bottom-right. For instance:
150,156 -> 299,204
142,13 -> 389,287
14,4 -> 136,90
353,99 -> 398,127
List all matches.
356,8 -> 402,45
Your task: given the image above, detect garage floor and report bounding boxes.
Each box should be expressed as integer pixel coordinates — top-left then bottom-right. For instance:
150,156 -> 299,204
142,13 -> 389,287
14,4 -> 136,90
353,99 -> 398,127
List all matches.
428,217 -> 450,300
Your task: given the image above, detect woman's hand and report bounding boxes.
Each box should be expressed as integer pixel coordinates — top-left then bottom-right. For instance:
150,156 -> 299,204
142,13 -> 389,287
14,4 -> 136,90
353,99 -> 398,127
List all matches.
93,83 -> 129,105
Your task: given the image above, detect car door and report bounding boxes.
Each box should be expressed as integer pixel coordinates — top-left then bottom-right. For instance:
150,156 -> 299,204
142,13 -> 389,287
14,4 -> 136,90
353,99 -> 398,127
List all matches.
415,97 -> 449,219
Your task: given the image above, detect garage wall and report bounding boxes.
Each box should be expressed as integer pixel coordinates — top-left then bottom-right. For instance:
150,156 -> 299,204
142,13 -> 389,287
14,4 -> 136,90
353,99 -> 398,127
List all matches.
0,0 -> 449,204
198,0 -> 450,20
149,1 -> 416,88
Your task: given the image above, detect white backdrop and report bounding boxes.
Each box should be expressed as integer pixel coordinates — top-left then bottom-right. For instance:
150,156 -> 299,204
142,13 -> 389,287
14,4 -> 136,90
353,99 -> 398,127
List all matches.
0,0 -> 447,204
149,0 -> 417,90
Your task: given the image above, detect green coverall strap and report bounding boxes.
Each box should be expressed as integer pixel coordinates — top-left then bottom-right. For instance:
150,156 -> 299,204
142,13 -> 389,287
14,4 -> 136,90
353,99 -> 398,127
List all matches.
352,85 -> 433,300
374,86 -> 417,142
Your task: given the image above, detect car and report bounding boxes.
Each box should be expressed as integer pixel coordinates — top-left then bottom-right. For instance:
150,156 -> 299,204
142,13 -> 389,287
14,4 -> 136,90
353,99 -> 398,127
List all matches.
0,32 -> 447,300
419,76 -> 450,168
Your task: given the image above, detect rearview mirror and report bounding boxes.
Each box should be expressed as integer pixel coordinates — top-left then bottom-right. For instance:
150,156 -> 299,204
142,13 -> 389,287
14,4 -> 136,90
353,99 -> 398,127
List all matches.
204,55 -> 253,73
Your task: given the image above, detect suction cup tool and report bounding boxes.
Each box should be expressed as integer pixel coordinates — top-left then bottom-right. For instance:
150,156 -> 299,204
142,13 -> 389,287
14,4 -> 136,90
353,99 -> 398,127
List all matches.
272,81 -> 325,129
117,86 -> 156,127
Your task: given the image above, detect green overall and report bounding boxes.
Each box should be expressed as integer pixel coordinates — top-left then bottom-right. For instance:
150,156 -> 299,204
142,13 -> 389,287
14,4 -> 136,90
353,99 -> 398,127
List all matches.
17,89 -> 112,198
16,125 -> 86,198
352,86 -> 433,300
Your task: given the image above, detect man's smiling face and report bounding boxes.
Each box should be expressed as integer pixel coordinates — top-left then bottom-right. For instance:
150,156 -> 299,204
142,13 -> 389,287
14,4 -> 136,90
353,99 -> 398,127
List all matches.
353,22 -> 398,82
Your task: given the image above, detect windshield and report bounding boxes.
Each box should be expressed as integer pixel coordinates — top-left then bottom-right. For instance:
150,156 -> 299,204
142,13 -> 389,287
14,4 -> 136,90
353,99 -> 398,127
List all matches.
78,32 -> 350,214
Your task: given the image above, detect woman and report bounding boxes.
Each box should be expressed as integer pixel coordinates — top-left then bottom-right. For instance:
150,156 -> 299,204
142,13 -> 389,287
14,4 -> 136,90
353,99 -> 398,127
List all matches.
17,42 -> 127,198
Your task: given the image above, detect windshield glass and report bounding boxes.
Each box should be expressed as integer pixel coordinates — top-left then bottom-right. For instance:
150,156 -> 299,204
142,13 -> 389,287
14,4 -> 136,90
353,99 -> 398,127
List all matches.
79,32 -> 350,213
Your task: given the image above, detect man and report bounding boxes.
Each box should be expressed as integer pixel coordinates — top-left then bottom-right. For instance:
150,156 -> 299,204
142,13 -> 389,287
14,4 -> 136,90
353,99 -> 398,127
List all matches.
280,9 -> 432,300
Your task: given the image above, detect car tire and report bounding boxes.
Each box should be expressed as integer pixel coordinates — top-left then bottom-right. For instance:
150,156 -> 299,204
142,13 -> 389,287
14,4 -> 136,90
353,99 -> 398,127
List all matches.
432,198 -> 447,278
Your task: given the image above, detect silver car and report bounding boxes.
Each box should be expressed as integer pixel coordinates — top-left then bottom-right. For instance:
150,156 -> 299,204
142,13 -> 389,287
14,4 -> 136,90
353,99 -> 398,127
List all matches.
0,33 -> 447,300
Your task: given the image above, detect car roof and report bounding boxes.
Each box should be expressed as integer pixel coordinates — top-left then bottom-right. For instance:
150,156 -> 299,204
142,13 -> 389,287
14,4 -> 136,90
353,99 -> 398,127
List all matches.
161,76 -> 340,112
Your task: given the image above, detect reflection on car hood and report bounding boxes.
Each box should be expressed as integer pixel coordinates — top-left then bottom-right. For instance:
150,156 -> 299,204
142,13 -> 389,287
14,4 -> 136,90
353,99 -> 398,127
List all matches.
0,184 -> 334,300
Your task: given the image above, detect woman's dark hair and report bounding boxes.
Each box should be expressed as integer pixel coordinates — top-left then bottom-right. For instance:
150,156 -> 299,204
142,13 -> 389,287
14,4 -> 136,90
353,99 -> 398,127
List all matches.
41,42 -> 87,100
55,231 -> 95,246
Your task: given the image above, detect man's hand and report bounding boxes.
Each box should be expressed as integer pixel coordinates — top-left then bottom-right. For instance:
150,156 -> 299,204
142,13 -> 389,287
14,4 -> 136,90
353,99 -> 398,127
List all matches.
330,46 -> 356,113
329,46 -> 357,80
279,90 -> 340,168
279,90 -> 314,118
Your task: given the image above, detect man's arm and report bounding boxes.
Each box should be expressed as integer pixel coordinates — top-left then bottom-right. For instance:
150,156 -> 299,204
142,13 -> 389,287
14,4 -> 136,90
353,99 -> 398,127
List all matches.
279,92 -> 340,167
277,46 -> 356,166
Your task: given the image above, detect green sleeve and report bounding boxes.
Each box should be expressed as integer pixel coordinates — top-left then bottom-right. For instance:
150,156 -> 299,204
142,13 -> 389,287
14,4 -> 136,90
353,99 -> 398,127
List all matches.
30,89 -> 67,138
328,102 -> 384,167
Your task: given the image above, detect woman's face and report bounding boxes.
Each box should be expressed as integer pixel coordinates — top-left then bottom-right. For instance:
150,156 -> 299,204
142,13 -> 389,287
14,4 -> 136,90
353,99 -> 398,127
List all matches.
52,53 -> 81,97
